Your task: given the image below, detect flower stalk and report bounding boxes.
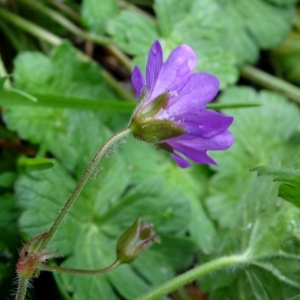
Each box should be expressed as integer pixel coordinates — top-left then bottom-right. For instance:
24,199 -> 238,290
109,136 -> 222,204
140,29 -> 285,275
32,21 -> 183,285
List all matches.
38,128 -> 131,252
15,277 -> 29,300
15,128 -> 131,300
40,260 -> 121,275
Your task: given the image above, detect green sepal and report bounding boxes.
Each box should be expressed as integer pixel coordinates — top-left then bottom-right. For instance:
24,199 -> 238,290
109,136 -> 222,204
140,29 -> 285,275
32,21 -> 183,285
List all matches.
135,92 -> 169,120
130,118 -> 185,143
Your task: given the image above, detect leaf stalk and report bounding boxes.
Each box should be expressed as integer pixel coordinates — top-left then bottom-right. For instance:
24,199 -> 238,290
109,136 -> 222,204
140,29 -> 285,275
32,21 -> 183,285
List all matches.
136,253 -> 249,300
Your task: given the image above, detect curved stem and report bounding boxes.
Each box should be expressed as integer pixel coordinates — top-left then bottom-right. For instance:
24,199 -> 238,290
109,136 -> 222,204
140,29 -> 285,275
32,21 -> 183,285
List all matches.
15,277 -> 29,300
40,260 -> 121,275
0,8 -> 134,100
46,0 -> 81,23
0,8 -> 61,46
39,128 -> 131,251
241,65 -> 300,104
17,0 -> 109,44
135,253 -> 249,300
17,0 -> 132,70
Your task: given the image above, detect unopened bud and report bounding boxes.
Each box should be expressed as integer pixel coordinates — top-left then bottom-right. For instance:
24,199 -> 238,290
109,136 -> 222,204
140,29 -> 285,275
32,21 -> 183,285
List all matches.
116,217 -> 160,264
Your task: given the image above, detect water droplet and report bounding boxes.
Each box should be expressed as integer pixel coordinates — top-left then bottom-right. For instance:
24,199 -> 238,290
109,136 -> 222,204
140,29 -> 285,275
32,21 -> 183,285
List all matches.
188,58 -> 196,70
177,63 -> 190,77
152,42 -> 159,55
170,90 -> 178,97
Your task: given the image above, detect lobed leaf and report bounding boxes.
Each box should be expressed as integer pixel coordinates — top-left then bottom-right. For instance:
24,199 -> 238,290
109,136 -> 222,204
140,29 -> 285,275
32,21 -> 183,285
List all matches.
4,42 -> 201,299
252,165 -> 300,208
200,87 -> 300,298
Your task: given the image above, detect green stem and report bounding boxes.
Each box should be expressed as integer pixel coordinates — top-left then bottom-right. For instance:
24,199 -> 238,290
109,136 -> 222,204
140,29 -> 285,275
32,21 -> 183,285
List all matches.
118,0 -> 155,20
0,53 -> 12,88
40,260 -> 121,275
17,0 -> 132,70
38,128 -> 131,251
15,277 -> 29,300
0,8 -> 133,100
17,0 -> 109,44
0,8 -> 61,46
45,0 -> 81,23
0,20 -> 24,52
101,70 -> 135,101
241,65 -> 300,104
136,253 -> 249,300
293,10 -> 300,32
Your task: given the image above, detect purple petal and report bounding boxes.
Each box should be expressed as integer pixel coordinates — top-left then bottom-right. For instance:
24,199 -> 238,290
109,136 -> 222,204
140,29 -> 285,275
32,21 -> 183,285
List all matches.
171,153 -> 190,168
168,130 -> 234,151
166,73 -> 219,114
168,143 -> 217,165
146,41 -> 163,96
149,45 -> 197,101
173,111 -> 234,138
131,66 -> 145,99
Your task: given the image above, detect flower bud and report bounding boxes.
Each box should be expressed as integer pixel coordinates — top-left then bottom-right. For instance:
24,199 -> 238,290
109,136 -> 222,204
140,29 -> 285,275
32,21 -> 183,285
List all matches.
116,217 -> 160,264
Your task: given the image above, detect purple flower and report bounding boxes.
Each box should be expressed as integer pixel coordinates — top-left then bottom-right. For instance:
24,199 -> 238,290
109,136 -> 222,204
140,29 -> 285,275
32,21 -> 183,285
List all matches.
129,40 -> 233,168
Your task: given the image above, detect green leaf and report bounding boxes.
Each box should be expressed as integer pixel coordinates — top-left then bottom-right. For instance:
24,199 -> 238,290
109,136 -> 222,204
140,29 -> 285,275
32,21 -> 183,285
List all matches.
252,166 -> 300,186
157,0 -> 238,88
108,0 -> 296,87
107,0 -> 237,88
120,137 -> 216,253
18,157 -> 55,171
207,102 -> 261,110
6,42 -> 198,299
216,0 -> 296,65
154,0 -> 193,37
2,42 -> 124,173
107,11 -> 159,56
16,158 -> 195,299
0,76 -> 9,88
81,0 -> 119,34
279,184 -> 300,207
200,87 -> 300,298
251,165 -> 300,208
0,90 -> 134,111
204,259 -> 300,300
11,42 -> 117,99
207,87 -> 300,229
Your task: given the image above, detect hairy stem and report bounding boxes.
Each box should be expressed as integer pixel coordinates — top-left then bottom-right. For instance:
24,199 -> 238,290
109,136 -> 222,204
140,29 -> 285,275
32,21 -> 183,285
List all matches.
136,253 -> 249,300
40,260 -> 121,275
38,128 -> 131,251
241,65 -> 300,104
15,277 -> 29,300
